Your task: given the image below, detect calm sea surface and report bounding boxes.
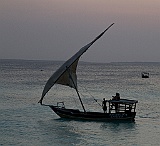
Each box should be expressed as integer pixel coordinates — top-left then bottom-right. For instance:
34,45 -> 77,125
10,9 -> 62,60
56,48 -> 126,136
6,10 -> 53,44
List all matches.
0,59 -> 160,146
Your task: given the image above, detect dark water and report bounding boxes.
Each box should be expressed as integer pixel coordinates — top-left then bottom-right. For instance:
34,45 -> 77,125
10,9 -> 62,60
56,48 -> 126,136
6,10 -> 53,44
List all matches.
0,59 -> 160,145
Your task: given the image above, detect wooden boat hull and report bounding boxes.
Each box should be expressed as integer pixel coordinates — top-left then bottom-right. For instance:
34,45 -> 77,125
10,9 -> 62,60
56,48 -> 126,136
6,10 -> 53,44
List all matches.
49,106 -> 136,121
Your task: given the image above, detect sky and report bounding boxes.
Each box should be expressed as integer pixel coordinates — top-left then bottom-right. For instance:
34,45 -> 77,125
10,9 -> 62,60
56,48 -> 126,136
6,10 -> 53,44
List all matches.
0,0 -> 160,63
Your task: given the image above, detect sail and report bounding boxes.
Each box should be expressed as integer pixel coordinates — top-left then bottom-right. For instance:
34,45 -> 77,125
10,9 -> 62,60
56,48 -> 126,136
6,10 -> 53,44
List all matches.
55,58 -> 79,88
39,23 -> 114,104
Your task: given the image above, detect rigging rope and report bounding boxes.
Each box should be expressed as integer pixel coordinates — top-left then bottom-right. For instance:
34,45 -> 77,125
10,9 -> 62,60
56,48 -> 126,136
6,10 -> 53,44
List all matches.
79,84 -> 102,107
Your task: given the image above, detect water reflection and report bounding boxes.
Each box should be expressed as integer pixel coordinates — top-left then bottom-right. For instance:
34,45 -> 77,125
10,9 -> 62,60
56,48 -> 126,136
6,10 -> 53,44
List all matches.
101,121 -> 135,131
39,117 -> 139,146
100,121 -> 137,145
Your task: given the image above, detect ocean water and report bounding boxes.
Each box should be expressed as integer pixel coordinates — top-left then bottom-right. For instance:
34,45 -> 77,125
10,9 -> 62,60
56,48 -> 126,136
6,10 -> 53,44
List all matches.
0,59 -> 160,146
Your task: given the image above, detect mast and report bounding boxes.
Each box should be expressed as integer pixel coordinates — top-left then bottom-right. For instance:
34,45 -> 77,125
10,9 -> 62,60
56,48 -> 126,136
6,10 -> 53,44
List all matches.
67,67 -> 86,112
74,83 -> 86,113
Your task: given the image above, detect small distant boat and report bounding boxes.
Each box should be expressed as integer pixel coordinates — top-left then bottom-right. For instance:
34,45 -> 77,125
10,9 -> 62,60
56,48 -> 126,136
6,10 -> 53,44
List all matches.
142,72 -> 149,78
38,23 -> 138,121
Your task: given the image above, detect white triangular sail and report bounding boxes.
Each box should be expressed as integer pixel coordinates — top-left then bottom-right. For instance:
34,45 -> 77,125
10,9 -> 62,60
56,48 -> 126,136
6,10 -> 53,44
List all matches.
54,58 -> 79,88
39,23 -> 114,104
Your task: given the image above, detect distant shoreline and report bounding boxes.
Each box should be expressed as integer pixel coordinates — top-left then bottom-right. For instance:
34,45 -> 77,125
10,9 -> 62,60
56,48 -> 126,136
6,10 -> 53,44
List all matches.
0,58 -> 160,64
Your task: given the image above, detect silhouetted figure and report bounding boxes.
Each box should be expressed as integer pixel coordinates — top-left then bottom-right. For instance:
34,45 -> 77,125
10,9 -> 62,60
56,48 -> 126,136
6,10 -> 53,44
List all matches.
112,93 -> 120,112
112,93 -> 120,100
102,98 -> 107,113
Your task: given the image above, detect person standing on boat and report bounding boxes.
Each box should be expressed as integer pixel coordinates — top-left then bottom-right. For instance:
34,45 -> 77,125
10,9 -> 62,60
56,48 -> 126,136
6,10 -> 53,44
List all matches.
102,98 -> 107,113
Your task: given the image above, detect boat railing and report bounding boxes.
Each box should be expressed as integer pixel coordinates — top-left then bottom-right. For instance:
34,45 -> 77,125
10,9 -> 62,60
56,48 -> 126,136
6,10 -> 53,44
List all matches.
57,102 -> 65,108
109,102 -> 137,113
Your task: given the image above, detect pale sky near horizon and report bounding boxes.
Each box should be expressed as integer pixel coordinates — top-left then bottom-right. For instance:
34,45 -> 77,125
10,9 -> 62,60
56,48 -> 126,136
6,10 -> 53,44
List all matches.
0,0 -> 160,63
